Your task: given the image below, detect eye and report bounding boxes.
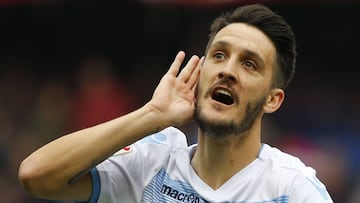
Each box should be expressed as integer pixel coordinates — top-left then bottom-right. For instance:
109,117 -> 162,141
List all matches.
243,60 -> 257,70
213,52 -> 225,60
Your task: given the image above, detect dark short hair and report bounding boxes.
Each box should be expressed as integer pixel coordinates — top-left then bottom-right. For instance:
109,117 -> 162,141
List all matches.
205,4 -> 296,89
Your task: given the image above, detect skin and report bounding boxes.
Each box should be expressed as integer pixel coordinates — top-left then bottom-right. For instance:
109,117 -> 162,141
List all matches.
18,52 -> 202,201
192,23 -> 284,189
18,23 -> 284,201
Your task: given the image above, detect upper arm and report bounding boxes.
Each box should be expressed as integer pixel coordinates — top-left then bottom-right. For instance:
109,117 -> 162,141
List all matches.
19,159 -> 94,202
42,171 -> 94,202
67,171 -> 94,202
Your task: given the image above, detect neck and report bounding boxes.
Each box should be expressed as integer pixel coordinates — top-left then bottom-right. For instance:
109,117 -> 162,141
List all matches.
191,125 -> 261,190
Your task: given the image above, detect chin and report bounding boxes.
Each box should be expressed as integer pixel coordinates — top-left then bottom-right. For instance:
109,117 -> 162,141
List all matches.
195,105 -> 238,137
195,98 -> 264,137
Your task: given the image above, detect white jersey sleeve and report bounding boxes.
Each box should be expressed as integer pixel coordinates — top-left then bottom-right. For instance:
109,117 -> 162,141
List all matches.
85,126 -> 188,203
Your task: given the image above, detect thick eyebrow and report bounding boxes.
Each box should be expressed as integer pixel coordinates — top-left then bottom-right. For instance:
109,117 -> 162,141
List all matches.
208,40 -> 231,52
209,40 -> 265,68
242,49 -> 265,68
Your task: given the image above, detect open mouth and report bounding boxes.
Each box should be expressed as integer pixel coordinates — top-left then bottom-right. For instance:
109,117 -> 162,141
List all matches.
211,87 -> 234,105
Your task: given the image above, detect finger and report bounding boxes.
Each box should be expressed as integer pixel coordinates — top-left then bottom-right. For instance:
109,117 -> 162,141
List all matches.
177,55 -> 200,82
167,51 -> 186,76
187,56 -> 203,89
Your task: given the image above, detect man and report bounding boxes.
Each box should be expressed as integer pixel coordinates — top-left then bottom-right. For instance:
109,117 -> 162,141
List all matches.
18,4 -> 333,203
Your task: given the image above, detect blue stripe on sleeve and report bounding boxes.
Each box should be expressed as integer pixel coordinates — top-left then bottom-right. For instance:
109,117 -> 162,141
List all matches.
74,167 -> 101,203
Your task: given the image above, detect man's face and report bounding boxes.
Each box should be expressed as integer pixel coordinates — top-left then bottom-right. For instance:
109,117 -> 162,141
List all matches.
195,23 -> 277,137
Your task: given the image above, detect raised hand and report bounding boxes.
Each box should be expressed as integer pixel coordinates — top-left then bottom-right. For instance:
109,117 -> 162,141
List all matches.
148,51 -> 203,126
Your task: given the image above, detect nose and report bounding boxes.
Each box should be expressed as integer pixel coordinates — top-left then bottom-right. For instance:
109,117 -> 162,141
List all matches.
218,60 -> 238,83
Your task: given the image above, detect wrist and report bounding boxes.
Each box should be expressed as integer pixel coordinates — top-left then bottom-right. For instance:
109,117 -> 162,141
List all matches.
142,102 -> 172,132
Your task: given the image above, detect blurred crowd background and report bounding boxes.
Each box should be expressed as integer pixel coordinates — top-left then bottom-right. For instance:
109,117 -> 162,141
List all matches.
0,0 -> 359,202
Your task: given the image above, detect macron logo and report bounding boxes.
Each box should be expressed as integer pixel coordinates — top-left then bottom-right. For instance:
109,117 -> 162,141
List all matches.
161,184 -> 201,203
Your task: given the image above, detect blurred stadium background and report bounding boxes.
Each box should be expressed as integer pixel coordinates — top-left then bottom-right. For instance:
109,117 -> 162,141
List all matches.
0,0 -> 359,202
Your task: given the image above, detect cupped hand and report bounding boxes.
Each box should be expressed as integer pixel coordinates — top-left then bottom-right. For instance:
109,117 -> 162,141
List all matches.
148,51 -> 203,126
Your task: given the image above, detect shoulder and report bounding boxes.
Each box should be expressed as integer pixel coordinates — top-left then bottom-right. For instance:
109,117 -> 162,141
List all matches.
136,126 -> 188,148
259,144 -> 321,182
111,127 -> 188,158
259,144 -> 306,171
257,144 -> 309,189
259,144 -> 333,202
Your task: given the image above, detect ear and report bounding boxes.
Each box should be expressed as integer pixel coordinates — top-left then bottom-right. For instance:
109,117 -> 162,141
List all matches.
263,88 -> 285,114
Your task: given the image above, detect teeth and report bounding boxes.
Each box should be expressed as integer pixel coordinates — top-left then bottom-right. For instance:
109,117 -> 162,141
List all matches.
216,89 -> 232,97
212,88 -> 234,105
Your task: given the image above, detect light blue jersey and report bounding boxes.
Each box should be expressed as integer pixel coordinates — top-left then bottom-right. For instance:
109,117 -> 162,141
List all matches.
82,127 -> 333,203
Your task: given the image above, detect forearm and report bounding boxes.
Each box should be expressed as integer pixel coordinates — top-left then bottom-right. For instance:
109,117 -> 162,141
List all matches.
18,103 -> 170,198
19,51 -> 201,200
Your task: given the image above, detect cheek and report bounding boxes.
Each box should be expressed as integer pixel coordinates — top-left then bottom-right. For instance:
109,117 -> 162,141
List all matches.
240,82 -> 268,105
246,76 -> 269,94
196,78 -> 207,98
199,65 -> 219,86
198,71 -> 212,89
